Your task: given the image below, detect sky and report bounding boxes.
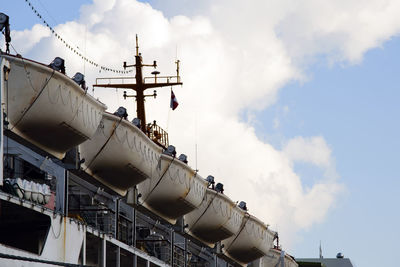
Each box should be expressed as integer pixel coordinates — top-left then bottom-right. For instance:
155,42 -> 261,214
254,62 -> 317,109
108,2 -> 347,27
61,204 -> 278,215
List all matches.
2,1 -> 400,266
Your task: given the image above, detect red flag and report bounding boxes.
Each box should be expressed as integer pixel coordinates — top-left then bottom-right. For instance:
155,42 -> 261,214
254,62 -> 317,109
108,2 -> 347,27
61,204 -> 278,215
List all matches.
170,90 -> 179,110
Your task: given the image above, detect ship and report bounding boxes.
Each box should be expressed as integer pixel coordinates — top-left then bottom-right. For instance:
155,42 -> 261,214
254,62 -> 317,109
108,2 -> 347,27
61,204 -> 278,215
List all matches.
0,12 -> 298,267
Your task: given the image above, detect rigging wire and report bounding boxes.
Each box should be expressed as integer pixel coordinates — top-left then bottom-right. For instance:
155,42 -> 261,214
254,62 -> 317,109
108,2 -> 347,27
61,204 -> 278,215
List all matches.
22,0 -> 133,74
188,190 -> 219,231
10,70 -> 55,131
36,0 -> 59,26
142,155 -> 175,203
83,117 -> 124,171
225,213 -> 251,251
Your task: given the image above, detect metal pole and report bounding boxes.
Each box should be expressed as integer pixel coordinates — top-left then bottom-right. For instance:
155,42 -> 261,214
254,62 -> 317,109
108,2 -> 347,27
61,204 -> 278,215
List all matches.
102,237 -> 106,267
170,230 -> 175,267
184,237 -> 187,267
116,246 -> 120,267
133,207 -> 136,247
115,198 -> 120,240
82,230 -> 86,265
64,170 -> 69,215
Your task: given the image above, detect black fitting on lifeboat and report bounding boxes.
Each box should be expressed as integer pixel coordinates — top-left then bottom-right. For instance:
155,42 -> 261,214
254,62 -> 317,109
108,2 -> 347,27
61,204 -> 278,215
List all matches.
206,175 -> 215,189
49,57 -> 65,74
215,183 -> 224,194
238,201 -> 247,211
72,72 -> 87,90
132,118 -> 141,128
0,13 -> 11,53
163,145 -> 176,157
178,154 -> 188,164
114,107 -> 128,119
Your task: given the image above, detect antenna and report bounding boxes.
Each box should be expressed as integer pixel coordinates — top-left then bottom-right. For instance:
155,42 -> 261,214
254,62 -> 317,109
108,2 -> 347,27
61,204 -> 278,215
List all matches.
194,110 -> 198,173
136,34 -> 139,56
319,241 -> 323,259
195,143 -> 198,173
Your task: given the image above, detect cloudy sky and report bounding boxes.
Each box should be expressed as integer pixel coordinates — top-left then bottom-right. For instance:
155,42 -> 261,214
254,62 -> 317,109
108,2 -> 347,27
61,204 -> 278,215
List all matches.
3,1 -> 400,266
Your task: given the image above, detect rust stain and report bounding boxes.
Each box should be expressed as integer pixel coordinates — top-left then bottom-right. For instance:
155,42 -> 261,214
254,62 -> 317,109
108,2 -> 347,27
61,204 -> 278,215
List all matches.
182,188 -> 190,198
109,121 -> 119,136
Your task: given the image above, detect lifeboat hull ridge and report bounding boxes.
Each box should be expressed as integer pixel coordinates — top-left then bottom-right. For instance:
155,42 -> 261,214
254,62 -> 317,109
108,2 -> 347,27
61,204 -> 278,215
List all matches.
2,55 -> 106,159
260,248 -> 298,267
222,214 -> 276,264
184,189 -> 243,246
80,112 -> 162,195
137,154 -> 207,224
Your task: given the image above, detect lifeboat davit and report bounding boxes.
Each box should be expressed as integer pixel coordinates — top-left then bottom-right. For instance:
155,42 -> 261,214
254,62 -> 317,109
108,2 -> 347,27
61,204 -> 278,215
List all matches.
221,213 -> 276,264
2,55 -> 106,158
184,188 -> 244,246
79,112 -> 161,196
137,154 -> 207,224
260,248 -> 298,267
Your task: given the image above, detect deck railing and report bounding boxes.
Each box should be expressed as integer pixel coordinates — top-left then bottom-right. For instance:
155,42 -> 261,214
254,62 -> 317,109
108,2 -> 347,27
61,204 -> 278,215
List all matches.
147,121 -> 169,148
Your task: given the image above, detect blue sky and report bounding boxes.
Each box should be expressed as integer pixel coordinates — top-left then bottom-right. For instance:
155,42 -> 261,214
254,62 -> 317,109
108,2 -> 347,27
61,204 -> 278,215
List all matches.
274,38 -> 400,266
3,1 -> 400,267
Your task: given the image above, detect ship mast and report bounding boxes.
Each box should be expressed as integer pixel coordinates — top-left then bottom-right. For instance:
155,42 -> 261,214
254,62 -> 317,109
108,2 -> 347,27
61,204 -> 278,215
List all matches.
93,35 -> 182,132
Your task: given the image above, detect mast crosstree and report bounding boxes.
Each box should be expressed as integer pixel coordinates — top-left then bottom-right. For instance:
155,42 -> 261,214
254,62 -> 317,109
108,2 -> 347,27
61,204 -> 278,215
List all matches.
93,35 -> 182,133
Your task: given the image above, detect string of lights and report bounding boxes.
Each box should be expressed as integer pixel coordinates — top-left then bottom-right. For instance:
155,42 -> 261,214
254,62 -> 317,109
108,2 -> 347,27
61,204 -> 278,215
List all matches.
23,0 -> 133,74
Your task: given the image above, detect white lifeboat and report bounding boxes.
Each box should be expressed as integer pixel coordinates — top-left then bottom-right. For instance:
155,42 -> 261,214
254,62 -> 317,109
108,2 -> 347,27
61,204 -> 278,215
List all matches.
221,213 -> 276,264
137,154 -> 207,224
80,112 -> 161,195
184,188 -> 244,246
2,55 -> 106,159
260,248 -> 298,267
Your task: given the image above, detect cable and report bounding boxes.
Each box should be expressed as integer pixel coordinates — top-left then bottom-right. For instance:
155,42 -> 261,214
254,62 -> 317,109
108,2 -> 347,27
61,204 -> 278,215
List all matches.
83,116 -> 123,171
51,216 -> 63,239
188,190 -> 219,232
142,155 -> 175,203
22,0 -> 133,74
225,213 -> 251,252
10,69 -> 55,130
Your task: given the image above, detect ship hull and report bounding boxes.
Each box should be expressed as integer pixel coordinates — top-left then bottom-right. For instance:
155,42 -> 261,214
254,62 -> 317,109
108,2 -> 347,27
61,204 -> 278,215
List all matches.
0,194 -> 84,267
80,112 -> 161,195
222,214 -> 275,264
260,248 -> 298,267
184,189 -> 243,246
137,154 -> 207,224
2,55 -> 106,159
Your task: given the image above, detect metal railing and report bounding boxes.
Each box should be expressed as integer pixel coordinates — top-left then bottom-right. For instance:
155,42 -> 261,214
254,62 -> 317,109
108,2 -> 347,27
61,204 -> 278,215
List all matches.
95,76 -> 136,86
146,121 -> 169,148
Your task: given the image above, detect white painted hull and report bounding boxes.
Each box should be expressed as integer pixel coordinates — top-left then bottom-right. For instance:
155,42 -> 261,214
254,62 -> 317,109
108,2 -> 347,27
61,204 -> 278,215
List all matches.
184,189 -> 243,246
80,112 -> 161,195
222,214 -> 276,264
261,248 -> 298,267
0,192 -> 169,267
2,55 -> 106,159
0,211 -> 84,267
137,154 -> 207,224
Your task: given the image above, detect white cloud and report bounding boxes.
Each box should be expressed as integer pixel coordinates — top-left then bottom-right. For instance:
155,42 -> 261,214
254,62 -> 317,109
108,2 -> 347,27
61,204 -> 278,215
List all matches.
8,0 -> 400,250
10,24 -> 51,55
283,136 -> 333,169
276,0 -> 400,64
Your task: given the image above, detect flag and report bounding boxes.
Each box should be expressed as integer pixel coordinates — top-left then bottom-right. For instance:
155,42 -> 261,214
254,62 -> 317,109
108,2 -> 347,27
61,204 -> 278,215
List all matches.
170,90 -> 179,110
